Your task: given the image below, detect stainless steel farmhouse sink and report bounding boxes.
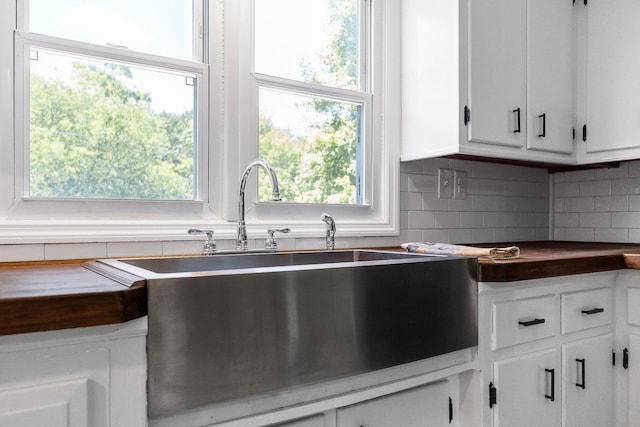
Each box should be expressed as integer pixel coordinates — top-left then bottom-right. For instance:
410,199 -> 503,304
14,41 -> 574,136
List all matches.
93,250 -> 478,418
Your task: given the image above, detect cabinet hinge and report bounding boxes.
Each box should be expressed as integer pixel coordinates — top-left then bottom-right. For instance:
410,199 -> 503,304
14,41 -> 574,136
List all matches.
464,105 -> 470,126
624,348 -> 629,370
582,124 -> 587,142
449,396 -> 453,423
489,382 -> 497,408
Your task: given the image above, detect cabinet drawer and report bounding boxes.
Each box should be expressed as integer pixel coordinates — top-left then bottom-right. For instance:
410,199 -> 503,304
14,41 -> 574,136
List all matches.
629,288 -> 640,326
492,295 -> 557,350
561,287 -> 612,334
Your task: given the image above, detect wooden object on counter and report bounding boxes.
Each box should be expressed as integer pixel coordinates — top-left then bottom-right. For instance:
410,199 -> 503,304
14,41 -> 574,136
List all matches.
0,262 -> 146,336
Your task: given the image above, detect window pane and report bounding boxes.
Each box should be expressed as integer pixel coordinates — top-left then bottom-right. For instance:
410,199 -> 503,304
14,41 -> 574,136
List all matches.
29,49 -> 197,200
29,0 -> 194,60
258,88 -> 360,204
254,0 -> 359,90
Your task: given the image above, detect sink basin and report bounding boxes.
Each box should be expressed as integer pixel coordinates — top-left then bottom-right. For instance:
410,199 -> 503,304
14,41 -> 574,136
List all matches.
93,249 -> 478,418
98,249 -> 444,275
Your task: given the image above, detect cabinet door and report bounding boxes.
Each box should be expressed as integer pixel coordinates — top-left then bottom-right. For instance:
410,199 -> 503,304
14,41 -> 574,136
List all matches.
527,0 -> 575,154
468,0 -> 526,148
584,0 -> 640,155
0,378 -> 88,427
562,334 -> 614,427
337,381 -> 450,427
493,349 -> 560,427
628,335 -> 640,427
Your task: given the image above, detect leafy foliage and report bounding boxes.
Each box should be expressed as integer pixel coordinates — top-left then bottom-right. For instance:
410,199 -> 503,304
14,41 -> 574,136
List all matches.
30,63 -> 195,199
258,0 -> 359,205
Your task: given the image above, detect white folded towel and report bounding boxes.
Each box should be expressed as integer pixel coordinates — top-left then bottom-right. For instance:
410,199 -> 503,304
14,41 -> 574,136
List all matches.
402,242 -> 520,259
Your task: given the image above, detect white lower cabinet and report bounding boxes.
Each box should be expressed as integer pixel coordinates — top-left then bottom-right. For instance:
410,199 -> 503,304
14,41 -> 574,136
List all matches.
480,273 -> 617,427
627,335 -> 640,426
0,318 -> 147,427
562,334 -> 614,427
337,381 -> 451,427
492,349 -> 560,427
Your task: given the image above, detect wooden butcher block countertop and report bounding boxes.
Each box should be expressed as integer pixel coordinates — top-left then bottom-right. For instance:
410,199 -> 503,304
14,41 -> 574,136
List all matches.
475,241 -> 640,282
0,261 -> 146,336
3,241 -> 640,336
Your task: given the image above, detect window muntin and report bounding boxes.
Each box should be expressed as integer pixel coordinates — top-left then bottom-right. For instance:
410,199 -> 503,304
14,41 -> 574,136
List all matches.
254,0 -> 369,205
17,1 -> 206,202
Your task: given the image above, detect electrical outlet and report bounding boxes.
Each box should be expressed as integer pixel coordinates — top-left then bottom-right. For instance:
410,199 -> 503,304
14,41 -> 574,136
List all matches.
438,168 -> 454,199
454,170 -> 467,199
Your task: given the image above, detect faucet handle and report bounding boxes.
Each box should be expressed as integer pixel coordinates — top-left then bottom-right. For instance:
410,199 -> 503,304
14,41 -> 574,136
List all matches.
188,228 -> 216,255
265,227 -> 291,250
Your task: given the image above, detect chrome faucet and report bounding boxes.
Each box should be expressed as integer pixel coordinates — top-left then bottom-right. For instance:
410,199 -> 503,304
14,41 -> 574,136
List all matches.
237,159 -> 281,250
321,213 -> 336,250
188,228 -> 216,255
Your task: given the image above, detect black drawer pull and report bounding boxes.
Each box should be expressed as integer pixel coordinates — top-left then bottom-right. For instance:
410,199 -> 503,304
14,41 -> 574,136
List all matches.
581,307 -> 604,315
545,368 -> 555,402
518,318 -> 546,327
538,113 -> 546,138
576,358 -> 586,389
513,108 -> 521,133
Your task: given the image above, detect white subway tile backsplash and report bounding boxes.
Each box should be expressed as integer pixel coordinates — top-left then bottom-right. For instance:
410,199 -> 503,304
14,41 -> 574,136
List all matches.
554,212 -> 580,228
44,243 -> 108,260
594,164 -> 628,180
0,244 -> 45,262
435,211 -> 461,229
555,182 -> 580,197
564,197 -> 595,213
595,228 -> 629,243
595,196 -> 628,212
563,169 -> 595,182
107,241 -> 163,258
408,211 -> 435,229
401,191 -> 423,211
612,178 -> 640,195
579,212 -> 611,228
628,160 -> 640,177
579,180 -> 611,196
407,174 -> 436,193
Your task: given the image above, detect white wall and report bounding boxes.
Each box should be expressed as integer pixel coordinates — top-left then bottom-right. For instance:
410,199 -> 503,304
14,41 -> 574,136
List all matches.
553,160 -> 640,242
399,157 -> 550,244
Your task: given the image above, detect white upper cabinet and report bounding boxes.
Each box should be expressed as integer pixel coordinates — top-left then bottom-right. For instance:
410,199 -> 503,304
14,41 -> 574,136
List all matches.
527,0 -> 576,155
402,0 -> 576,165
468,0 -> 526,149
577,0 -> 640,163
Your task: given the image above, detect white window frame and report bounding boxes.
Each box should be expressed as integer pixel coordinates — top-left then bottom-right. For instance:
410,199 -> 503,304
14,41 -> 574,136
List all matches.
0,0 -> 399,244
222,0 -> 400,239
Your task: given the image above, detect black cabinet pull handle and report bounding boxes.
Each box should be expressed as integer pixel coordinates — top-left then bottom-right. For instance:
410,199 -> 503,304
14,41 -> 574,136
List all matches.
545,368 -> 555,401
581,307 -> 604,315
576,358 -> 586,389
518,318 -> 545,327
624,348 -> 629,370
513,108 -> 521,133
538,113 -> 546,137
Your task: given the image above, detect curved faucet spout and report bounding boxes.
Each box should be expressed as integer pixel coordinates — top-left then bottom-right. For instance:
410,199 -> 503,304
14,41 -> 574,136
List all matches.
237,159 -> 281,250
321,213 -> 336,250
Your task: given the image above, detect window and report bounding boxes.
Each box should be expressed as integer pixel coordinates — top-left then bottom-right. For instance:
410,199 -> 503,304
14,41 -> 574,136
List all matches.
254,0 -> 369,205
0,1 -> 399,243
15,0 -> 207,200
